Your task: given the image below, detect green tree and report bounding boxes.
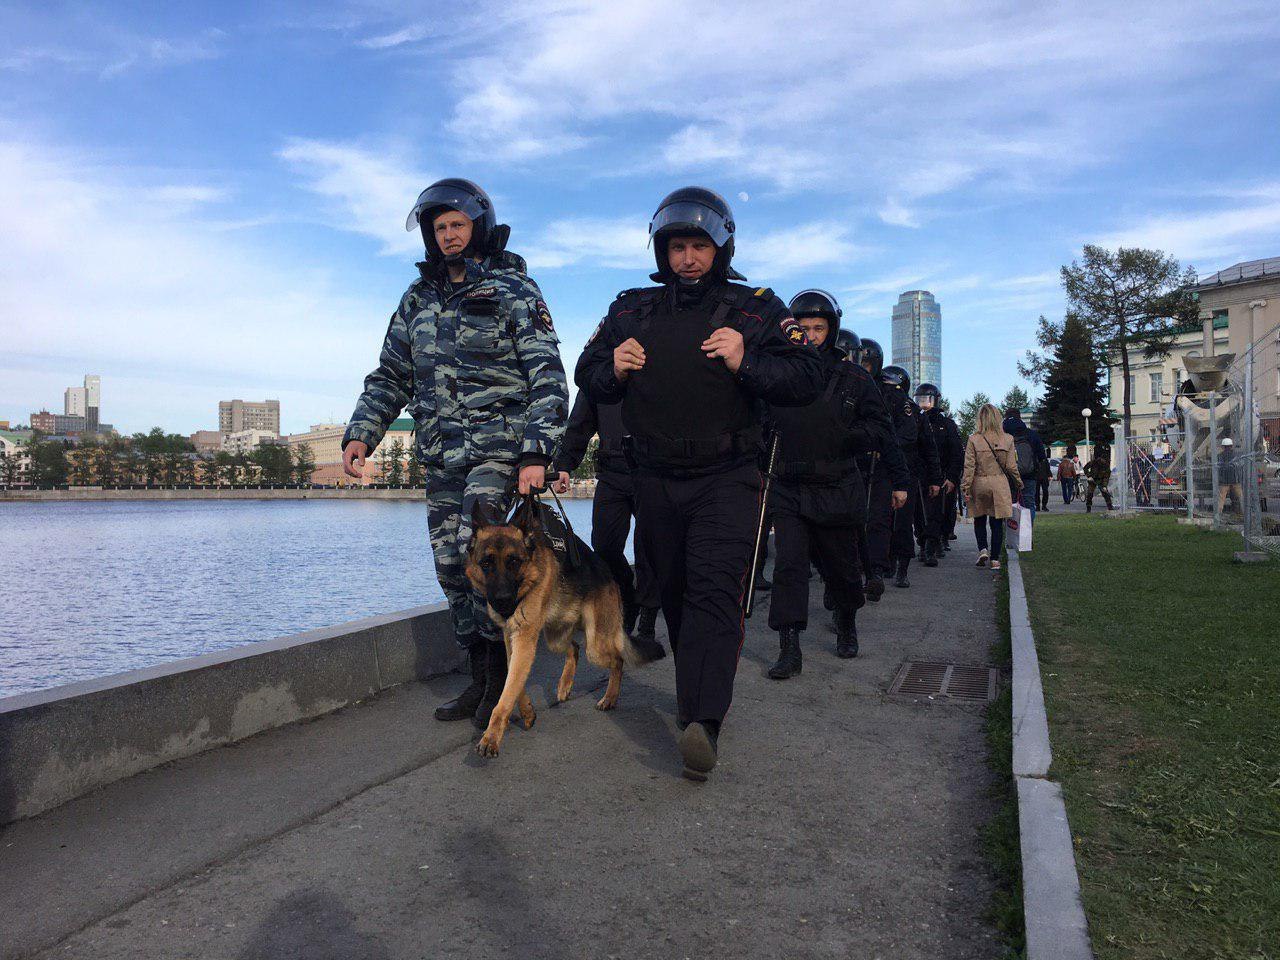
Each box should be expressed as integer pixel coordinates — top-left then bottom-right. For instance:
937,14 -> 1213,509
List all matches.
1000,386 -> 1032,415
1020,312 -> 1115,447
1060,244 -> 1197,437
955,392 -> 992,440
292,443 -> 317,485
571,438 -> 598,480
0,449 -> 24,486
211,451 -> 233,486
406,448 -> 425,487
68,439 -> 97,485
29,438 -> 70,486
382,439 -> 407,485
250,443 -> 293,484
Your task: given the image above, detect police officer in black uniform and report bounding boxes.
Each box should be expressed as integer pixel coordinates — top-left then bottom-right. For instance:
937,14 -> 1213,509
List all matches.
857,338 -> 900,592
912,382 -> 963,566
764,290 -> 909,679
574,186 -> 823,781
872,366 -> 942,588
556,394 -> 666,661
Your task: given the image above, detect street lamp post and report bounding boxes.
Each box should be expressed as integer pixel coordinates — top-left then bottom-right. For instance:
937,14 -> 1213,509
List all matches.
1082,407 -> 1092,453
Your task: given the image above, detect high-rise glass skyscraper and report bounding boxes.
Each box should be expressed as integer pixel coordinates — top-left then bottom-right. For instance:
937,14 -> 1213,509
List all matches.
891,290 -> 942,391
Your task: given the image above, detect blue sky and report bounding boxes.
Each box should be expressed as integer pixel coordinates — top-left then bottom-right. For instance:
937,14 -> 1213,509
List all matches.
3,0 -> 1280,436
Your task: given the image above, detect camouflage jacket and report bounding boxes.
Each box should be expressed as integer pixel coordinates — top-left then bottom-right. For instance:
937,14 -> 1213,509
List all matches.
343,251 -> 569,471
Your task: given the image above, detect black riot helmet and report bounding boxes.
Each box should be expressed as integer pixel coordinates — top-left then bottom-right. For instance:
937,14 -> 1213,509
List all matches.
833,329 -> 862,362
914,382 -> 941,403
789,289 -> 844,353
405,178 -> 510,262
880,365 -> 911,393
649,186 -> 743,282
860,337 -> 884,378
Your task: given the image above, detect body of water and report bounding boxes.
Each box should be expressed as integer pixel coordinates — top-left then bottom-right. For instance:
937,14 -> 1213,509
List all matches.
0,498 -> 602,699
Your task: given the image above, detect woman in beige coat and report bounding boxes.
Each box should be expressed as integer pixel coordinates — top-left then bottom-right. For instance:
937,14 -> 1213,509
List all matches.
961,403 -> 1023,570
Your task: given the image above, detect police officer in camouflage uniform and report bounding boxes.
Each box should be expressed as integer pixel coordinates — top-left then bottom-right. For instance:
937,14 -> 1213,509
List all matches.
342,179 -> 569,726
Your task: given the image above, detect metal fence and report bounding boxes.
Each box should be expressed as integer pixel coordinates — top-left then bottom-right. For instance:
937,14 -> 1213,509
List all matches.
1114,331 -> 1279,559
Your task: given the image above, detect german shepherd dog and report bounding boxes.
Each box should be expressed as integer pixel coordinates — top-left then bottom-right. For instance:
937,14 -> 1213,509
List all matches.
466,497 -> 654,758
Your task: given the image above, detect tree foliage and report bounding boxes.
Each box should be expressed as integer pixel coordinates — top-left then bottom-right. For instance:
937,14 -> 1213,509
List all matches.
1056,245 -> 1197,436
955,392 -> 992,440
1022,312 -> 1115,446
292,443 -> 317,485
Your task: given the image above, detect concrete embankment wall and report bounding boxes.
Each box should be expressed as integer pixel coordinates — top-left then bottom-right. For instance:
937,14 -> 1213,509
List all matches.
0,605 -> 463,826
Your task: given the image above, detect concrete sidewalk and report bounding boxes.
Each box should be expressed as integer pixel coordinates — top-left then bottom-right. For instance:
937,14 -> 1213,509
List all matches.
6,532 -> 1003,960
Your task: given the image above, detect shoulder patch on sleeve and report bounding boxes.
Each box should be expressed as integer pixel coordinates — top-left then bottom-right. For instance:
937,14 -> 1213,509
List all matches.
534,299 -> 554,332
586,318 -> 606,345
754,287 -> 771,298
781,316 -> 808,345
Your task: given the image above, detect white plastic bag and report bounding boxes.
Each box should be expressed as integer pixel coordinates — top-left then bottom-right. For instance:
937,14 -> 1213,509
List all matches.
1015,504 -> 1034,552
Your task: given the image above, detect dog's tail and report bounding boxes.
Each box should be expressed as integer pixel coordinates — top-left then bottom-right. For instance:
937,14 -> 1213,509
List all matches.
619,630 -> 660,667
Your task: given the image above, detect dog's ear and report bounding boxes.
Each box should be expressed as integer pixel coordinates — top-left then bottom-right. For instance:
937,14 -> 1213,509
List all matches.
471,498 -> 498,533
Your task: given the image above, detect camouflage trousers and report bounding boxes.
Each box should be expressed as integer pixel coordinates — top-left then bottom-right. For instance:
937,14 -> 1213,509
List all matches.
424,460 -> 517,646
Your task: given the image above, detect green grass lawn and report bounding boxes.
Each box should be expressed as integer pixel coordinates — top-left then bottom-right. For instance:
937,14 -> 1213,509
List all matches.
1020,514 -> 1279,960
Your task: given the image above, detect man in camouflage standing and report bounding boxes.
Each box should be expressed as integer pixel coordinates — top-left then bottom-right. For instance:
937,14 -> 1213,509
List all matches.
1084,445 -> 1114,512
342,179 -> 569,726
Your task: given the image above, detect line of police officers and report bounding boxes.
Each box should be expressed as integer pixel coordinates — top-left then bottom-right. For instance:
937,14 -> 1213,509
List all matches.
342,180 -> 965,783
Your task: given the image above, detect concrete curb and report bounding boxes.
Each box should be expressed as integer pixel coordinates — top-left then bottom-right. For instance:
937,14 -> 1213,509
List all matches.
0,604 -> 462,825
1007,551 -> 1094,960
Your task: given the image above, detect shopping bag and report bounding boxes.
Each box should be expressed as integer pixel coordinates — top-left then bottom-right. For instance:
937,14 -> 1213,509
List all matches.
1015,505 -> 1034,552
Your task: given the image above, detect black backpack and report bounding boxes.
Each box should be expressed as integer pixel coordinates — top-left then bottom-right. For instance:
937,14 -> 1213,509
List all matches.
1014,435 -> 1036,477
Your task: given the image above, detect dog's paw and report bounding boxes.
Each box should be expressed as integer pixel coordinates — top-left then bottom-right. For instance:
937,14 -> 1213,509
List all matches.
595,694 -> 618,712
476,734 -> 500,758
555,684 -> 573,704
519,708 -> 536,730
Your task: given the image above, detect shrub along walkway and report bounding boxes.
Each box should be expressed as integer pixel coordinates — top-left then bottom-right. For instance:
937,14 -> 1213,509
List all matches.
6,536 -> 1005,960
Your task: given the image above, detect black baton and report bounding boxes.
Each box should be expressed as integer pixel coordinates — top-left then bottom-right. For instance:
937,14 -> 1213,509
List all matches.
744,433 -> 781,619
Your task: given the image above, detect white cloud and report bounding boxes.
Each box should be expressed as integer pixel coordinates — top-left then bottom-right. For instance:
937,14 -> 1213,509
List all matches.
358,25 -> 432,49
878,198 -> 920,229
737,222 -> 864,278
0,139 -> 393,434
1096,192 -> 1280,263
524,217 -> 651,270
278,138 -> 429,255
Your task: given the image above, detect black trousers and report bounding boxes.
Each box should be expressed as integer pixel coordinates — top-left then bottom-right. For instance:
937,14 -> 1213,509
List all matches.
634,463 -> 760,727
943,487 -> 959,539
592,469 -> 658,610
914,484 -> 944,548
1037,480 -> 1050,510
767,483 -> 864,630
867,476 -> 917,571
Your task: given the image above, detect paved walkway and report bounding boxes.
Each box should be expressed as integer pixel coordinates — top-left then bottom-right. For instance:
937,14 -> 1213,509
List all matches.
6,527 -> 1003,960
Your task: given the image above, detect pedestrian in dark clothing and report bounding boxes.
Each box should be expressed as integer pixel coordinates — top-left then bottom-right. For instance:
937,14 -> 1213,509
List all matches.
913,383 -> 962,564
1035,455 -> 1051,511
1002,409 -> 1047,522
575,186 -> 823,781
556,394 -> 665,661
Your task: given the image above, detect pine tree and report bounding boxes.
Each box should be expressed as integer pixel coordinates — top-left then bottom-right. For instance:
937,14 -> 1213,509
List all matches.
955,392 -> 991,440
1021,312 -> 1114,446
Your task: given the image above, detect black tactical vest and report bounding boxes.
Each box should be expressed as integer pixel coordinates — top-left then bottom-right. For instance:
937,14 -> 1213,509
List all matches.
594,401 -> 629,475
770,361 -> 853,482
621,285 -> 758,473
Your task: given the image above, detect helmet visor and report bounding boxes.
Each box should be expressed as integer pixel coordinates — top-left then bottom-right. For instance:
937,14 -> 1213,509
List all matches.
405,184 -> 488,231
649,200 -> 732,247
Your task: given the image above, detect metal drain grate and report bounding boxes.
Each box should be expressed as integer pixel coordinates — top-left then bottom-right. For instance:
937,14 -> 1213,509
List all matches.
889,662 -> 998,702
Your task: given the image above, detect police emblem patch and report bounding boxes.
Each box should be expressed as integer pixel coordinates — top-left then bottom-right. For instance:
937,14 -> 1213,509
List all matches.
535,299 -> 554,332
782,317 -> 807,345
470,287 -> 497,299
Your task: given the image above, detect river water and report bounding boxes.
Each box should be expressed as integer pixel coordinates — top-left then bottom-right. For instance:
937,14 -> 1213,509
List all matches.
0,498 -> 603,699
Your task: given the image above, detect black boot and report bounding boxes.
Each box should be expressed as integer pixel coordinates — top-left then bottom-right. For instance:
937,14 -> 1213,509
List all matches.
767,626 -> 802,679
865,570 -> 885,602
630,606 -> 666,662
434,638 -> 486,721
894,557 -> 911,588
473,640 -> 508,727
623,600 -> 640,636
923,540 -> 939,567
835,608 -> 859,659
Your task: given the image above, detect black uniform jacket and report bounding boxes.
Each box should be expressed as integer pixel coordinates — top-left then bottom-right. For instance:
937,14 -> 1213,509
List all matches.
883,388 -> 943,486
574,279 -> 824,474
924,408 -> 964,486
765,351 -> 912,525
557,393 -> 628,476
